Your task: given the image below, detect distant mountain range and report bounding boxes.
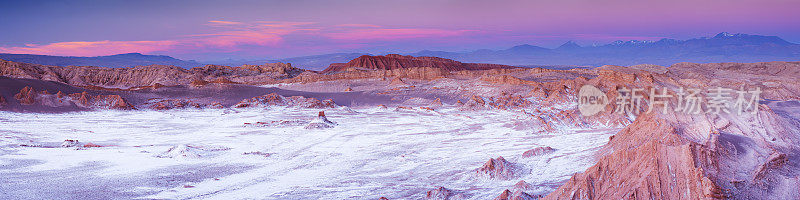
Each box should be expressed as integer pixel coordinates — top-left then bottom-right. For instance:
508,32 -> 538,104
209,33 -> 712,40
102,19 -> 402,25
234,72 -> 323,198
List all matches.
1,32 -> 798,69
410,32 -> 800,66
0,53 -> 203,68
0,52 -> 366,71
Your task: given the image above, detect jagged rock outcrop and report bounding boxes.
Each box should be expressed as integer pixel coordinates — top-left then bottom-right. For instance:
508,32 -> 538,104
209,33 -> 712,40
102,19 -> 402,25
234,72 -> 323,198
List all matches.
321,54 -> 517,73
0,95 -> 6,108
425,187 -> 464,200
752,152 -> 788,181
458,94 -> 533,111
13,86 -> 35,104
493,189 -> 536,200
544,111 -> 722,199
389,77 -> 410,86
71,92 -> 135,110
399,97 -> 442,108
284,62 -> 550,84
143,98 -> 223,110
190,63 -> 301,84
476,156 -> 515,180
304,111 -> 337,129
480,75 -> 535,85
288,66 -> 452,83
57,140 -> 103,148
239,62 -> 301,74
458,95 -> 487,111
157,144 -> 205,158
156,144 -> 230,158
544,100 -> 800,200
190,78 -> 210,87
233,93 -> 336,109
521,146 -> 555,158
533,61 -> 800,200
513,180 -> 533,191
60,139 -> 81,148
667,61 -> 800,101
11,86 -> 135,110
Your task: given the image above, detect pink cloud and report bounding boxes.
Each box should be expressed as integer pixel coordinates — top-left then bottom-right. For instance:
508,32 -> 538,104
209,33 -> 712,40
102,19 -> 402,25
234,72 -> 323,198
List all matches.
0,21 -> 317,56
326,28 -> 475,41
336,24 -> 382,28
207,20 -> 244,25
0,20 -> 477,57
191,31 -> 284,48
258,21 -> 316,28
0,40 -> 179,57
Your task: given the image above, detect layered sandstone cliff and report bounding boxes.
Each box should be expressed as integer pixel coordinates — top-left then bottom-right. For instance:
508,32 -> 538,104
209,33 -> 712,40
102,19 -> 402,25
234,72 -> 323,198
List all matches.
321,54 -> 517,73
666,61 -> 800,101
542,63 -> 800,199
0,59 -> 302,88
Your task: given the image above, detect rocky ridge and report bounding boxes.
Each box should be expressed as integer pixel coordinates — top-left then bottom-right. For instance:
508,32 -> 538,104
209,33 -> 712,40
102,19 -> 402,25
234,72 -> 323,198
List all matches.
0,59 -> 302,88
11,86 -> 135,110
232,93 -> 336,109
321,54 -> 517,73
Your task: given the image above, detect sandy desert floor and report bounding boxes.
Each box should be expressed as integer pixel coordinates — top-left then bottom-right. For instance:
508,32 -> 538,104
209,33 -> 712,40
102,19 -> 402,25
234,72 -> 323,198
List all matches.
0,104 -> 617,199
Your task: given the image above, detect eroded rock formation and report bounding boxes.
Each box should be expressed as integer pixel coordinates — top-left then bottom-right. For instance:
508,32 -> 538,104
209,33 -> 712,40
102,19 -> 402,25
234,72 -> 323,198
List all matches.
304,111 -> 337,129
0,59 -> 303,88
321,54 -> 517,73
458,94 -> 534,111
425,187 -> 462,200
476,156 -> 515,180
544,102 -> 800,199
233,93 -> 336,109
493,189 -> 536,200
11,86 -> 135,110
13,86 -> 35,105
521,147 -> 555,158
144,98 -> 223,110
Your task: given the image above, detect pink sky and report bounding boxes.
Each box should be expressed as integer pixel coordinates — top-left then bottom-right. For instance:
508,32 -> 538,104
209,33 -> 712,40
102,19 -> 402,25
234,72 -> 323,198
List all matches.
1,0 -> 799,60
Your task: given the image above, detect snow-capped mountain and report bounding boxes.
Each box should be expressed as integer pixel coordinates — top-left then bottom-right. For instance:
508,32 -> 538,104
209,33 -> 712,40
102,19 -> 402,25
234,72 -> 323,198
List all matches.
412,32 -> 800,66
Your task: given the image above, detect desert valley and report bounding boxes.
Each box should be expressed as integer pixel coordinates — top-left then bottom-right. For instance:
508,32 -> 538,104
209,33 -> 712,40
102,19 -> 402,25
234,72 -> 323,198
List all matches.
3,0 -> 800,199
1,53 -> 799,199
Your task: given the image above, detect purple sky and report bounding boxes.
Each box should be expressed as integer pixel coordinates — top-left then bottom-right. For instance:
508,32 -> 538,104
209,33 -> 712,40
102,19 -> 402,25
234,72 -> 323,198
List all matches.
1,0 -> 799,61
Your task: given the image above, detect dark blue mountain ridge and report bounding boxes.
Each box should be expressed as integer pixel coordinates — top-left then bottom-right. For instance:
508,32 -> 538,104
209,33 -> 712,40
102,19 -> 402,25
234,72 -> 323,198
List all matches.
0,52 -> 203,68
506,44 -> 550,52
557,41 -> 582,50
411,32 -> 800,66
1,32 -> 798,69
